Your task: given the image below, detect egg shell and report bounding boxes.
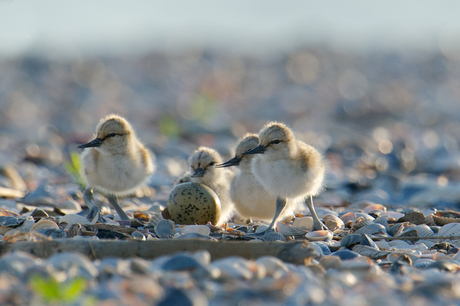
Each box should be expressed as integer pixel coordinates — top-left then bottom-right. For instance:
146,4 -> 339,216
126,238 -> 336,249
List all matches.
166,182 -> 221,225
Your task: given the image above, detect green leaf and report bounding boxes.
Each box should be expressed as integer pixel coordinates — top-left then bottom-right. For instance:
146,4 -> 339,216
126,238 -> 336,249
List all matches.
61,278 -> 87,302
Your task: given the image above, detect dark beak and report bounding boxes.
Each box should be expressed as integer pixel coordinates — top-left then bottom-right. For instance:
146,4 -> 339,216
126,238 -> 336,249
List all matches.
242,144 -> 265,155
217,156 -> 242,168
77,138 -> 103,149
191,168 -> 206,178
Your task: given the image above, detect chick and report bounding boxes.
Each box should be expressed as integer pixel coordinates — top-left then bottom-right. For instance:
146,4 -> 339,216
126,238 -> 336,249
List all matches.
78,114 -> 155,221
218,133 -> 300,222
188,147 -> 234,225
244,122 -> 327,232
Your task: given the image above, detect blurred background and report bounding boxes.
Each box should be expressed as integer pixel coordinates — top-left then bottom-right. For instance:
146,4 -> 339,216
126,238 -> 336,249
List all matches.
1,1 -> 460,208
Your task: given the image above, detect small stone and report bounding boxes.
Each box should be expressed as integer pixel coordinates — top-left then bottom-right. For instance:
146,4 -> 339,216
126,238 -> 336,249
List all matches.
397,211 -> 426,225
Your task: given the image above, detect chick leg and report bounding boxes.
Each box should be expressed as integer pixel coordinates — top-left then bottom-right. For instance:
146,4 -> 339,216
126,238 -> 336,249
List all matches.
245,197 -> 286,237
107,194 -> 130,221
83,188 -> 104,223
306,195 -> 327,231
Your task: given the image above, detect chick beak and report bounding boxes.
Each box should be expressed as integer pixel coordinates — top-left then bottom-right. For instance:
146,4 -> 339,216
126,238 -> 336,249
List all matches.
191,168 -> 206,178
217,156 -> 241,168
77,138 -> 103,149
242,144 -> 265,155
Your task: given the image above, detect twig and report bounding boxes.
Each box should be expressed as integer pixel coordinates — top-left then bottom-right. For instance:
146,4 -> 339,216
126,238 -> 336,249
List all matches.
334,235 -> 460,241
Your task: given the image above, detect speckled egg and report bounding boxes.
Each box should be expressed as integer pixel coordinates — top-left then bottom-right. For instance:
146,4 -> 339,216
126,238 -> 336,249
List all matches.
166,182 -> 221,225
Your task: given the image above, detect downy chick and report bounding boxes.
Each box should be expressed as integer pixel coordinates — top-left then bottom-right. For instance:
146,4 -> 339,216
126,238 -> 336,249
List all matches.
244,122 -> 327,232
78,114 -> 155,221
188,146 -> 234,225
218,133 -> 300,222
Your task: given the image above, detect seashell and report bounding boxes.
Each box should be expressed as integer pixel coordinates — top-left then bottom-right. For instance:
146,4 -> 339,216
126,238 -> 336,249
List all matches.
96,229 -> 131,240
262,231 -> 286,242
311,241 -> 331,255
354,223 -> 387,236
292,216 -> 313,231
154,219 -> 175,238
340,234 -> 362,248
36,228 -> 67,239
332,250 -> 361,261
363,203 -> 386,214
30,219 -> 59,232
380,211 -> 405,219
306,230 -> 333,241
351,217 -> 374,231
59,214 -> 90,230
355,213 -> 375,221
413,259 -> 435,268
360,234 -> 379,250
388,240 -> 411,248
438,223 -> 460,237
373,216 -> 390,231
56,200 -> 82,214
175,233 -> 217,240
425,260 -> 457,272
131,230 -> 146,240
433,212 -> 460,226
133,211 -> 150,222
166,182 -> 221,225
340,212 -> 357,223
180,225 -> 210,236
388,223 -> 404,237
146,212 -> 164,227
254,224 -> 269,234
323,214 -> 344,233
352,245 -> 391,259
255,256 -> 288,275
31,209 -> 49,221
0,216 -> 26,235
276,222 -> 307,236
409,224 -> 435,237
374,240 -> 391,250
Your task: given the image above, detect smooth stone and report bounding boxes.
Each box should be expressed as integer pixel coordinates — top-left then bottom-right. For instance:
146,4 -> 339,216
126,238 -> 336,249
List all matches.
166,182 -> 221,225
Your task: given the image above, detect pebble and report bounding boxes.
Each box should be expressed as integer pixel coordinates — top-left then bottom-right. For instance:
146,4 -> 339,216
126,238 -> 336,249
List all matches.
0,49 -> 460,305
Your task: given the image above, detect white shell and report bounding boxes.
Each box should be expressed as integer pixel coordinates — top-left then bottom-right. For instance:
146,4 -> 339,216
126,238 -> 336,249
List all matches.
59,214 -> 90,230
146,212 -> 164,227
180,225 -> 211,236
323,214 -> 344,233
438,223 -> 460,237
340,212 -> 357,223
388,240 -> 411,248
411,224 -> 435,237
292,217 -> 313,231
30,219 -> 59,232
352,218 -> 374,230
306,230 -> 333,241
262,231 -> 286,242
276,223 -> 307,236
255,256 -> 288,276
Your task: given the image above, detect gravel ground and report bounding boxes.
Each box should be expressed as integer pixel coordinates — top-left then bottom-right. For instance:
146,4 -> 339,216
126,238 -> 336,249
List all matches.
0,48 -> 460,305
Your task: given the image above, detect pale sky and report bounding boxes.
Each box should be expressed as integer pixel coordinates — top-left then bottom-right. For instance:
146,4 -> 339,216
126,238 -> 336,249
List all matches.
0,1 -> 459,58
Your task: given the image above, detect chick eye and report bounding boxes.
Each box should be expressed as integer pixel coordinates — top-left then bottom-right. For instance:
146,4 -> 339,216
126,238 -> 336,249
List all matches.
271,140 -> 282,145
208,162 -> 216,167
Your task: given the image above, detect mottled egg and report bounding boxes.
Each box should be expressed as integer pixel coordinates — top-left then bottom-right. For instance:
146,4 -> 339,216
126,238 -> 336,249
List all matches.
166,182 -> 221,225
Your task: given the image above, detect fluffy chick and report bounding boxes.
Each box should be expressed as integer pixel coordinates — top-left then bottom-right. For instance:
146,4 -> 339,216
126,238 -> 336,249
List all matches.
78,114 -> 155,221
188,146 -> 234,225
244,121 -> 327,232
219,133 -> 300,222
